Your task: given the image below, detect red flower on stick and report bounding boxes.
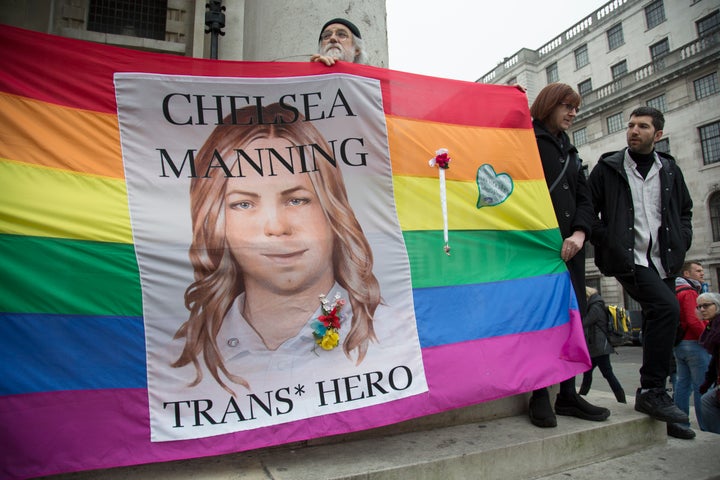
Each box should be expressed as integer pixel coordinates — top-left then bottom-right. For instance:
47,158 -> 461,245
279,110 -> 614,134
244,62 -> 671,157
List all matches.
434,151 -> 451,169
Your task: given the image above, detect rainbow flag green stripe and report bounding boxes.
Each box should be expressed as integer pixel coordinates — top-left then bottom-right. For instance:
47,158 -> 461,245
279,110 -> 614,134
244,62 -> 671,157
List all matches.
403,229 -> 564,288
0,234 -> 141,316
0,228 -> 562,317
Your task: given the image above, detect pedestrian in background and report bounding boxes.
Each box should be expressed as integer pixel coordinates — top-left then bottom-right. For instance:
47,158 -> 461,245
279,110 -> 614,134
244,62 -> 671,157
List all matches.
579,287 -> 626,403
670,261 -> 710,437
697,292 -> 720,434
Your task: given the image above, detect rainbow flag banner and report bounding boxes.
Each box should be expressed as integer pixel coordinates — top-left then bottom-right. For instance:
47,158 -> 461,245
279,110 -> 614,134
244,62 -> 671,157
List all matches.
0,25 -> 590,479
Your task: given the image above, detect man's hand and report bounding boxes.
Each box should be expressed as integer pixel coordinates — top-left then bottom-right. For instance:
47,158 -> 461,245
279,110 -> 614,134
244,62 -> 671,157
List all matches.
310,54 -> 337,66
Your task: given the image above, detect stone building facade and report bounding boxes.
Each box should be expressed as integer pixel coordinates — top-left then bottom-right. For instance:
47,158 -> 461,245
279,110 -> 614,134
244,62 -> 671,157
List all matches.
480,0 -> 720,309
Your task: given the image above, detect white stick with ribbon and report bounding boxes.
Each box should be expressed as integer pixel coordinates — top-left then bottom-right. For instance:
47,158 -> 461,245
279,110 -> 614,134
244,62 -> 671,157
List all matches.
428,148 -> 451,255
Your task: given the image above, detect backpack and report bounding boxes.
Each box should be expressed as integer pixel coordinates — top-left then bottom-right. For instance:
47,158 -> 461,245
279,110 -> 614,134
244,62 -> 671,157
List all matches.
606,305 -> 632,347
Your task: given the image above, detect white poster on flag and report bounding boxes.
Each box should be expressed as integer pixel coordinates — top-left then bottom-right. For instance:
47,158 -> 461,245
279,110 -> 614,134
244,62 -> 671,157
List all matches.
114,73 -> 428,441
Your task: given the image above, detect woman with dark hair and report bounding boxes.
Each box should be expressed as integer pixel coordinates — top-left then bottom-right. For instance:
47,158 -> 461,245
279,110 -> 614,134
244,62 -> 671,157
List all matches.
698,292 -> 720,434
171,103 -> 382,394
527,83 -> 610,427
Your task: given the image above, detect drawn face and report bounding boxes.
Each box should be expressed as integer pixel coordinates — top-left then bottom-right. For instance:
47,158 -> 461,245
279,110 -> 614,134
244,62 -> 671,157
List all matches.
224,136 -> 335,296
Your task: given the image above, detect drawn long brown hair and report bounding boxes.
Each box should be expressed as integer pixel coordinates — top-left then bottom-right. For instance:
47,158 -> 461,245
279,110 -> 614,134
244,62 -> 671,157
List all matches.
171,103 -> 381,393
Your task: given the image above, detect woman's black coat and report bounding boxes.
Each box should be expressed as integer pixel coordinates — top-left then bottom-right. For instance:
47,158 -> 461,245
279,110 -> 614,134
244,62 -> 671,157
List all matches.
533,119 -> 594,316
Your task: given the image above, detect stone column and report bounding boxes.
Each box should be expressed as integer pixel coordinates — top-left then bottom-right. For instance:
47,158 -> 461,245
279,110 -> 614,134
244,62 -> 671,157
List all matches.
196,0 -> 388,67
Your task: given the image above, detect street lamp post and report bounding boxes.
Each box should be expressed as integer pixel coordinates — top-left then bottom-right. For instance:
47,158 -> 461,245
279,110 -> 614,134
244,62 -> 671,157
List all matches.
205,0 -> 225,59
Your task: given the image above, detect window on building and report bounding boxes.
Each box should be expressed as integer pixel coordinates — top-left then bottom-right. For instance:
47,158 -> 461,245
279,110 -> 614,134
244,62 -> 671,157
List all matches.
546,63 -> 559,83
607,112 -> 624,134
655,138 -> 670,154
645,0 -> 666,29
578,79 -> 593,97
650,38 -> 670,69
650,38 -> 670,60
573,128 -> 588,147
710,191 -> 720,242
646,94 -> 667,112
697,10 -> 720,37
700,120 -> 720,165
586,275 -> 600,292
87,0 -> 168,40
611,60 -> 628,79
607,23 -> 624,50
575,44 -> 589,69
694,72 -> 719,99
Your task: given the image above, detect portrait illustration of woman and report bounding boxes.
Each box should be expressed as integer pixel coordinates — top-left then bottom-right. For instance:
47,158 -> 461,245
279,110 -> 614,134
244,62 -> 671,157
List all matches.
171,103 -> 382,394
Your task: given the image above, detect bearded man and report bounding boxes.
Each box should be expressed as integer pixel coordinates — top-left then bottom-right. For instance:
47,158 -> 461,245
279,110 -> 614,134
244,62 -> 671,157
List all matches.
310,18 -> 367,66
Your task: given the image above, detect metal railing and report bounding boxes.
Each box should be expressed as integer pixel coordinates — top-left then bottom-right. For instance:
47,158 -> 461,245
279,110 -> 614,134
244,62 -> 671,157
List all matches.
580,31 -> 720,110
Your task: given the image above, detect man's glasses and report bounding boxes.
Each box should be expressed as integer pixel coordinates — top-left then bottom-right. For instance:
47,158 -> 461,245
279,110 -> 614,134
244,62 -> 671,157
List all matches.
559,103 -> 580,114
696,303 -> 715,310
321,30 -> 350,41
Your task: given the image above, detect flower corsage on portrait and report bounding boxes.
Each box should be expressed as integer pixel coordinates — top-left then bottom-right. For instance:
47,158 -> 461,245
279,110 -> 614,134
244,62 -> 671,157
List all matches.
311,293 -> 346,352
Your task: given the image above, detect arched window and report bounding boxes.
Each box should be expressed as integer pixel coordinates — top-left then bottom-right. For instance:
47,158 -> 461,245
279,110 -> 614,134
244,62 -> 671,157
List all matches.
710,191 -> 720,242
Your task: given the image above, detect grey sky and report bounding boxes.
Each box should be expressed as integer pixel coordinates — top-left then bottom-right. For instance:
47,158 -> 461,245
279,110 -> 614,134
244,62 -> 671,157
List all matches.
387,0 -> 611,82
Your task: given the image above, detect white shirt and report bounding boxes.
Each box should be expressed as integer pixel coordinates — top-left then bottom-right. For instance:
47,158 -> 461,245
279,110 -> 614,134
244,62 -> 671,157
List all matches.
624,149 -> 666,278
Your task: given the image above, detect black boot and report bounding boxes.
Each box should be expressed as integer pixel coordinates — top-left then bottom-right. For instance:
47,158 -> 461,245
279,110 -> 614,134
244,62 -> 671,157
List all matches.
667,422 -> 696,439
555,392 -> 610,421
529,390 -> 557,428
635,388 -> 689,423
578,384 -> 590,395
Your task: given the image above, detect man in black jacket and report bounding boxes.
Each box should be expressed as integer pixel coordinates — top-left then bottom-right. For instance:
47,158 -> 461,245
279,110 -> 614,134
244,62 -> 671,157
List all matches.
588,106 -> 693,425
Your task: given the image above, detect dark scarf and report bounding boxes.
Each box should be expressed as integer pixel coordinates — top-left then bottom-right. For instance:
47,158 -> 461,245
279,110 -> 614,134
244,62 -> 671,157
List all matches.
627,149 -> 655,179
700,313 -> 720,354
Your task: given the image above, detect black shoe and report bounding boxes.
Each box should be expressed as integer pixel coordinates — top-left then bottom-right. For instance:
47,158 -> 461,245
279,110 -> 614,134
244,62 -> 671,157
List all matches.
614,388 -> 627,404
555,393 -> 611,421
529,394 -> 557,428
634,388 -> 690,424
667,422 -> 696,439
578,384 -> 590,396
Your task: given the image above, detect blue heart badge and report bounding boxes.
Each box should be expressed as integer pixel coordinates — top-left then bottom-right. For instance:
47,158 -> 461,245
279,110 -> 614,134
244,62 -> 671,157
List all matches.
476,164 -> 513,208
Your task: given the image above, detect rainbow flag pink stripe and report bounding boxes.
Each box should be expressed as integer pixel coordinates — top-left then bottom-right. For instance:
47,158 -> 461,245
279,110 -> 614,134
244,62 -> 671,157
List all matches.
0,25 -> 589,479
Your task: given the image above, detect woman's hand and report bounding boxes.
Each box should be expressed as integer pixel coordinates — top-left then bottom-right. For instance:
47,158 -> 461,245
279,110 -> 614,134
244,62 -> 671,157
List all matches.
561,230 -> 586,262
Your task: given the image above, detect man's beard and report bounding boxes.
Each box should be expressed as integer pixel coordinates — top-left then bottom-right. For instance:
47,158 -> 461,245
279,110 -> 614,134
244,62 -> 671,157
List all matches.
320,43 -> 355,62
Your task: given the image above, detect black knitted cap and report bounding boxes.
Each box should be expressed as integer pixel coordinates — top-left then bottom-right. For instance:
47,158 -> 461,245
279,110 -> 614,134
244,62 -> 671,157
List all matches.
319,18 -> 361,40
